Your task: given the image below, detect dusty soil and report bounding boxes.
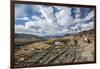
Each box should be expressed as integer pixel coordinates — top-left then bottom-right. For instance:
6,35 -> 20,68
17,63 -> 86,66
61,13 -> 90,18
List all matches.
14,29 -> 95,67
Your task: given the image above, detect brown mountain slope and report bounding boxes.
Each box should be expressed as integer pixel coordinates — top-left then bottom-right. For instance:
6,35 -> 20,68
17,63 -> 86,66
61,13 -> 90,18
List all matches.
14,29 -> 95,67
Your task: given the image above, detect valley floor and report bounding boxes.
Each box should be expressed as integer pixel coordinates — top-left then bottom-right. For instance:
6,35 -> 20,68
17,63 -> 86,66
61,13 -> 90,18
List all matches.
14,34 -> 95,67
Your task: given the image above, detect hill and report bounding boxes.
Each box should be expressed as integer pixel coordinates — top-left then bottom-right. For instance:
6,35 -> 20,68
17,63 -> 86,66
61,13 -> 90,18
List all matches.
14,29 -> 95,67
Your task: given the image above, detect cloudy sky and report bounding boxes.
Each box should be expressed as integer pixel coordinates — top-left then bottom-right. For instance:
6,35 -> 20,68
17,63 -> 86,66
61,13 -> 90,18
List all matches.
15,4 -> 94,36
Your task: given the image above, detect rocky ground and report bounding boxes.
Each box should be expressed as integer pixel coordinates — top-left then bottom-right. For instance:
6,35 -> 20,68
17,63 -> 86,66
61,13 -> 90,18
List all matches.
14,29 -> 95,67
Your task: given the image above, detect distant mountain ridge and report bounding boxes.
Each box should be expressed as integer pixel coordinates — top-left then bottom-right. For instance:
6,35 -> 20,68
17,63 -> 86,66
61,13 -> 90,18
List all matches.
64,29 -> 94,37
15,29 -> 94,39
15,33 -> 43,40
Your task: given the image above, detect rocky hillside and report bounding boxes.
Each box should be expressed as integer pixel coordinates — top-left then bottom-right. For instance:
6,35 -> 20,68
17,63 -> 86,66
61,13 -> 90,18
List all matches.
14,29 -> 95,67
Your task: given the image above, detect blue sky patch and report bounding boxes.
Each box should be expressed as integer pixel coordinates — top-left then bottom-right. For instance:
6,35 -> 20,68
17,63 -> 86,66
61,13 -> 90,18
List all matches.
15,4 -> 94,36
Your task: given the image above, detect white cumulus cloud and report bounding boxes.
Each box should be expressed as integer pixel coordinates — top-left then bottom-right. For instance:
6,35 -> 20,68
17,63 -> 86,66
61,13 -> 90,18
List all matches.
15,5 -> 95,36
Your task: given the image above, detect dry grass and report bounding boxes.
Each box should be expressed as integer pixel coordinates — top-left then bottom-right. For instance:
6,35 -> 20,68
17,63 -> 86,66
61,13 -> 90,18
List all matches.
14,29 -> 95,65
15,42 -> 50,63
